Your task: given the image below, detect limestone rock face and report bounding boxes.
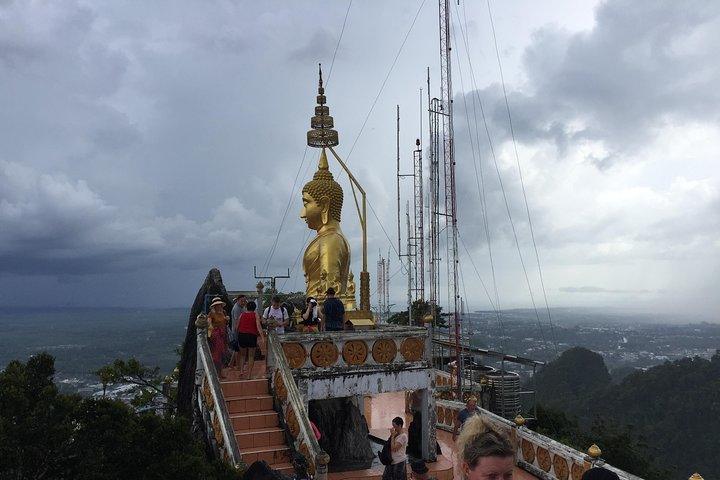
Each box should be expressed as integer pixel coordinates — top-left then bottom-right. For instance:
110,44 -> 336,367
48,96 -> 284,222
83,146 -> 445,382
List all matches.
177,268 -> 231,418
309,398 -> 375,472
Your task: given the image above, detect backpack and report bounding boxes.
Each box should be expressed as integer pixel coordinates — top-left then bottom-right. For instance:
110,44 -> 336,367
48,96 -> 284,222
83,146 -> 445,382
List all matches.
378,436 -> 393,466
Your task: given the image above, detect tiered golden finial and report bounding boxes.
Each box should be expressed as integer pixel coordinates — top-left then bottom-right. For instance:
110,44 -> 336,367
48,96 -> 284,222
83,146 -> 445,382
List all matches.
514,414 -> 526,426
307,64 -> 339,148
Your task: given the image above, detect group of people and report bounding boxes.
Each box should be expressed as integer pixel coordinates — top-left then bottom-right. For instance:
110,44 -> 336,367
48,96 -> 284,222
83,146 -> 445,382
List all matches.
204,287 -> 348,379
382,396 -> 622,480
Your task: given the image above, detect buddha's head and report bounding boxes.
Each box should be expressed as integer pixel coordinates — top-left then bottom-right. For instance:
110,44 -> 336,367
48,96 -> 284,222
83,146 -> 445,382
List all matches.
301,149 -> 343,231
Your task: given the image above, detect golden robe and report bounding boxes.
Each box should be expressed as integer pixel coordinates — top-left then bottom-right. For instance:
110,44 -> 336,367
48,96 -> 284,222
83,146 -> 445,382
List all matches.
303,226 -> 350,298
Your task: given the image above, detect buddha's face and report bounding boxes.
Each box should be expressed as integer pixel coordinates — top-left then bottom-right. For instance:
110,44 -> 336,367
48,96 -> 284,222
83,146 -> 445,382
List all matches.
301,192 -> 327,230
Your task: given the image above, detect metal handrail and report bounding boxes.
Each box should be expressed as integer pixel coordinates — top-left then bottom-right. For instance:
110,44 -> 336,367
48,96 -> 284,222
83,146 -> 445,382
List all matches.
267,332 -> 329,479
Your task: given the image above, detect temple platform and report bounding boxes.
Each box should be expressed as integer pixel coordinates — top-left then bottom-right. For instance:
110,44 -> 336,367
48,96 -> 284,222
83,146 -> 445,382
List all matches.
219,353 -> 537,478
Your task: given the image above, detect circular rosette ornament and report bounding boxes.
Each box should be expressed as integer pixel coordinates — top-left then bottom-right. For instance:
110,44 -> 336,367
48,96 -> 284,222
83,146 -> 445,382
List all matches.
371,339 -> 397,364
310,341 -> 339,367
342,340 -> 369,365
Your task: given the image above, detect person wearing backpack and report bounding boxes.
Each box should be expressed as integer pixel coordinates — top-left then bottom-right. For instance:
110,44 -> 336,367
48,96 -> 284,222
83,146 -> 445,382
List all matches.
381,417 -> 407,480
262,295 -> 289,334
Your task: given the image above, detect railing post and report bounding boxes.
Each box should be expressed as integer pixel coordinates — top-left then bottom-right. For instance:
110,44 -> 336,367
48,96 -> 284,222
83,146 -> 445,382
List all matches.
315,452 -> 330,480
511,414 -> 525,463
586,443 -> 602,468
195,313 -> 208,386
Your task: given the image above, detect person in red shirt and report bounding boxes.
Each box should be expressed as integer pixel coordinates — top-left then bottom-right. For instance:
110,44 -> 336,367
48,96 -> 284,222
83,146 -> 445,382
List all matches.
235,301 -> 265,379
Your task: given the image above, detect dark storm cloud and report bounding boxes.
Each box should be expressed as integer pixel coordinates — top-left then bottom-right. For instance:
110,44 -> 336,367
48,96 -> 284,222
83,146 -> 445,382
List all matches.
0,161 -> 283,276
0,0 -> 718,312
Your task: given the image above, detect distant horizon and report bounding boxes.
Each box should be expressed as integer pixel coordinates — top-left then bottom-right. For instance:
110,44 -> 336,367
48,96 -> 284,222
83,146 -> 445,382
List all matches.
1,304 -> 716,324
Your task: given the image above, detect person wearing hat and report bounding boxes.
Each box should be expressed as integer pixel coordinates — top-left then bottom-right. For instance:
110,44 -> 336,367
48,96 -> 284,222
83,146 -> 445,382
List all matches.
207,297 -> 230,379
410,459 -> 436,480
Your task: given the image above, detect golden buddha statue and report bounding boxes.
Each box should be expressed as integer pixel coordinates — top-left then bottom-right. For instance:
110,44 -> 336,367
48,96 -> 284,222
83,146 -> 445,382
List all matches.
300,148 -> 352,301
300,64 -> 366,316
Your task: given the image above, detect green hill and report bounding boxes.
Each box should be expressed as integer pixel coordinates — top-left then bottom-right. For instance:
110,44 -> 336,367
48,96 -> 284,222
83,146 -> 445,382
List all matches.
529,347 -> 719,479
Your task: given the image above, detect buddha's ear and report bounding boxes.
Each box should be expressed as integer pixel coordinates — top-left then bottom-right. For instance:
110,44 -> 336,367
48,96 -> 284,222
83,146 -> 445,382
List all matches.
319,195 -> 330,224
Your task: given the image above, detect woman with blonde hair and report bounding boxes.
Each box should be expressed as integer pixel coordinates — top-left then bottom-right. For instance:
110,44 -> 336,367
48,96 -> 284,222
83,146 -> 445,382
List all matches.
456,415 -> 516,480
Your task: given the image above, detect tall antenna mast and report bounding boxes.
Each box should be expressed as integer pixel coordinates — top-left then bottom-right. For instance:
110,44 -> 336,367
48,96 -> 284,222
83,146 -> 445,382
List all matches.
438,0 -> 462,397
406,201 -> 413,323
396,105 -> 402,256
413,137 -> 425,302
428,71 -> 441,335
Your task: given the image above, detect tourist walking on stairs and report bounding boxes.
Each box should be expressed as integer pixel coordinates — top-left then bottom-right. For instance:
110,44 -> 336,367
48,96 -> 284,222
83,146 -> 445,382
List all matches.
207,297 -> 229,380
235,301 -> 265,379
382,417 -> 407,480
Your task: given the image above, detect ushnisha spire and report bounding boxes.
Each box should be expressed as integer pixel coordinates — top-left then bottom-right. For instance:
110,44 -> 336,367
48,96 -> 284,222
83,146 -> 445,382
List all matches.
307,64 -> 339,148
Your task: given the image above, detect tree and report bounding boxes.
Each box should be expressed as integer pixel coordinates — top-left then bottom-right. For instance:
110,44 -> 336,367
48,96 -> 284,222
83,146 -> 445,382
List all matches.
387,300 -> 446,328
531,404 -> 666,480
528,348 -> 720,479
95,357 -> 177,412
1,353 -> 239,479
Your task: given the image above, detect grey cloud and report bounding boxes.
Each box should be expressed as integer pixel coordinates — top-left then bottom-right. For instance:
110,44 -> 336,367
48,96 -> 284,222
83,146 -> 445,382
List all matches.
560,286 -> 654,294
0,161 -> 285,276
458,1 -> 720,166
288,28 -> 337,63
451,1 -> 720,261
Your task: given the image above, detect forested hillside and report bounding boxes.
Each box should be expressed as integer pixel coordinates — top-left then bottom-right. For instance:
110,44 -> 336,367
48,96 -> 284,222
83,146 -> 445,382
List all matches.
530,347 -> 720,479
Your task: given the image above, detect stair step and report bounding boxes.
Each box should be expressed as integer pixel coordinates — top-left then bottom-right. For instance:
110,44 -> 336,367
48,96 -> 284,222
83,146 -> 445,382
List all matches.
221,369 -> 268,381
226,394 -> 273,414
230,410 -> 279,430
271,462 -> 294,474
235,427 -> 285,449
220,378 -> 268,397
241,444 -> 291,465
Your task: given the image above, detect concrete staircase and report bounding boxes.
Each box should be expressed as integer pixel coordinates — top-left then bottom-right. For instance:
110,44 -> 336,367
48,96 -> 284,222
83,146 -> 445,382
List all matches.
221,371 -> 293,475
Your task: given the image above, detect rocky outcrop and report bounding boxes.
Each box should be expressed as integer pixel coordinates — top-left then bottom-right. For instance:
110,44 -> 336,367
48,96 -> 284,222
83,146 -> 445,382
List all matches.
177,268 -> 231,418
309,398 -> 375,472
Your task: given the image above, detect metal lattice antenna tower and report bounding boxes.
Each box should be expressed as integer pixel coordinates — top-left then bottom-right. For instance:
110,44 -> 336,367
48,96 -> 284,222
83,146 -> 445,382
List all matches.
377,253 -> 386,323
406,201 -> 413,323
413,138 -> 425,302
384,255 -> 390,322
438,0 -> 462,397
428,87 -> 441,327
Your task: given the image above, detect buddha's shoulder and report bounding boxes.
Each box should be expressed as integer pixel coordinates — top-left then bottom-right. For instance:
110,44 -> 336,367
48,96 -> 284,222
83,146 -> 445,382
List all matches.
317,230 -> 349,250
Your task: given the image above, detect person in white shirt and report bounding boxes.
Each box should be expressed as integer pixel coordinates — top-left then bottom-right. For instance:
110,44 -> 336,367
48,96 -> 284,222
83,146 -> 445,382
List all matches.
262,295 -> 289,334
230,295 -> 247,332
383,416 -> 407,480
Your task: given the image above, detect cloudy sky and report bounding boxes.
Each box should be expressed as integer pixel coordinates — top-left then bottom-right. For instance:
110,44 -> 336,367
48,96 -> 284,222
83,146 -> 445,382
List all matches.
1,0 -> 718,319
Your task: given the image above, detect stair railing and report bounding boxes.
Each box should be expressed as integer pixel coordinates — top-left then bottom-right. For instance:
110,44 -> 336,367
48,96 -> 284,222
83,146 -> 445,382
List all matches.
267,332 -> 329,479
195,315 -> 243,470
